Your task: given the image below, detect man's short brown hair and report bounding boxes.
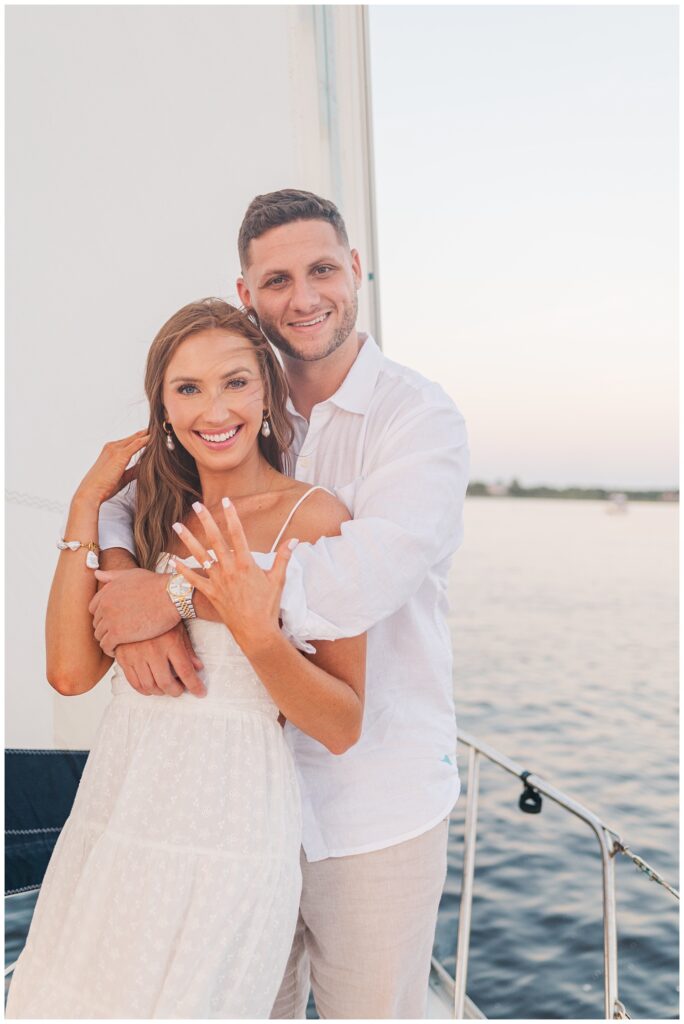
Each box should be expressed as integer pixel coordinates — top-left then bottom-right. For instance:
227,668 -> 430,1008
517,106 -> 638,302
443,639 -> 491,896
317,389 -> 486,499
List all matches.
238,189 -> 350,269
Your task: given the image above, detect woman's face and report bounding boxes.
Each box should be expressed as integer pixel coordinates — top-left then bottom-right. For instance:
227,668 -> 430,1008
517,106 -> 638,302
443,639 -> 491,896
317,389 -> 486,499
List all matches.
162,329 -> 266,472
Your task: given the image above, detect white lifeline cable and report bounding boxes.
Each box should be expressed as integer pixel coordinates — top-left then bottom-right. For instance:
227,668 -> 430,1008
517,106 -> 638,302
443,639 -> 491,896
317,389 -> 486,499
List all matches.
269,485 -> 333,552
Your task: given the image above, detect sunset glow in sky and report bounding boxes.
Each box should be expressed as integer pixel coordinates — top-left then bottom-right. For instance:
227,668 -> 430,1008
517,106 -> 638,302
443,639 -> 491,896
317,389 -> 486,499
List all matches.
369,6 -> 677,490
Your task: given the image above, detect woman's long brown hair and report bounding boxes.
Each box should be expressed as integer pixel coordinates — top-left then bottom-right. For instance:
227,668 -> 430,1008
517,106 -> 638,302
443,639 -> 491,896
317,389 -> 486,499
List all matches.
133,298 -> 293,570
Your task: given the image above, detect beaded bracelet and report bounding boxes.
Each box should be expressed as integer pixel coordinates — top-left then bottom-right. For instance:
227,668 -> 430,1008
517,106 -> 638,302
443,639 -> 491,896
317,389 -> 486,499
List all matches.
56,539 -> 100,569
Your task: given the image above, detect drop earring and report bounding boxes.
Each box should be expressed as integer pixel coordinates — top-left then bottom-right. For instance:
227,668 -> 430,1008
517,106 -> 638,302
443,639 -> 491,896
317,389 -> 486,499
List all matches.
261,415 -> 271,438
163,420 -> 175,450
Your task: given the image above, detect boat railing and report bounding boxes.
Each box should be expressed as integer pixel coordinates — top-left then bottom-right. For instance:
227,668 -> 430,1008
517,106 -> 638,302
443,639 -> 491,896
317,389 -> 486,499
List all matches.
6,734 -> 678,1016
441,730 -> 679,1020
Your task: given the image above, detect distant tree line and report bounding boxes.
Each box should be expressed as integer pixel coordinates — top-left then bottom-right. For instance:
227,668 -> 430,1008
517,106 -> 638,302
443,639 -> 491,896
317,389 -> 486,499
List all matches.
467,480 -> 678,502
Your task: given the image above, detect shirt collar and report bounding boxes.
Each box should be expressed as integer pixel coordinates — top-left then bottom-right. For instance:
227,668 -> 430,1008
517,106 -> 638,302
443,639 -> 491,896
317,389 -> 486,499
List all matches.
285,333 -> 383,420
327,333 -> 384,414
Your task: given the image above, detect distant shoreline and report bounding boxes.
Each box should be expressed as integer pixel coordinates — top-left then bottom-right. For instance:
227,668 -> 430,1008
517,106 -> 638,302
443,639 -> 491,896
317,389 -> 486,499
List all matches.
467,481 -> 679,503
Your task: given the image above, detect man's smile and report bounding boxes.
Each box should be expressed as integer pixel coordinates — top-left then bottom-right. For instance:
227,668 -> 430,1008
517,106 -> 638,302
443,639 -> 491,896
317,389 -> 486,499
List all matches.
287,311 -> 332,331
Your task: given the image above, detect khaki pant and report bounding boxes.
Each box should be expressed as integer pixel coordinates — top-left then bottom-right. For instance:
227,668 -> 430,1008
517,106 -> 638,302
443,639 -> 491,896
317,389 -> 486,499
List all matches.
270,819 -> 449,1020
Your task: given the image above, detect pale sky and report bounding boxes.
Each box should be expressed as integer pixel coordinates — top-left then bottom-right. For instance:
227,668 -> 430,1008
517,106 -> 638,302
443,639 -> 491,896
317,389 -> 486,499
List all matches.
369,5 -> 677,489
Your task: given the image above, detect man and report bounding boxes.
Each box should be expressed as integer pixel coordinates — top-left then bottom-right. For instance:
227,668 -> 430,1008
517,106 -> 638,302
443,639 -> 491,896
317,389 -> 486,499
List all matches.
93,189 -> 469,1018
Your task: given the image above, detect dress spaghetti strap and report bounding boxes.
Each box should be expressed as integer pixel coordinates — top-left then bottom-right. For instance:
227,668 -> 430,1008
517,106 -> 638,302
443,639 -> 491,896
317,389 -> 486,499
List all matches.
269,485 -> 333,552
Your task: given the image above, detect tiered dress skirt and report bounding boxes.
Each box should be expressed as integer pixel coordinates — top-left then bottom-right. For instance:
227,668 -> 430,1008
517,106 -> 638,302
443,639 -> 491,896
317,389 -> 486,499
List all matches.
6,618 -> 302,1019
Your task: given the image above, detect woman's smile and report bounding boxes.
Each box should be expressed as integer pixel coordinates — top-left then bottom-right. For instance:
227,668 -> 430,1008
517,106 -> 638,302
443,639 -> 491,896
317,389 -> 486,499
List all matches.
193,424 -> 244,451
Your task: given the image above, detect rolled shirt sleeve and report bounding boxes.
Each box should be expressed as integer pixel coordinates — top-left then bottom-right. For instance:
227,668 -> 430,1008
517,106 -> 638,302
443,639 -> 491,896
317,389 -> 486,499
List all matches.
98,483 -> 137,554
280,385 -> 469,642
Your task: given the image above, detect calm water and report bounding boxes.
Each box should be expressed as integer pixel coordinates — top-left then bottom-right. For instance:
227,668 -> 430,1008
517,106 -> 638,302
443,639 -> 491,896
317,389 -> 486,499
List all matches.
6,498 -> 678,1018
436,497 -> 678,1019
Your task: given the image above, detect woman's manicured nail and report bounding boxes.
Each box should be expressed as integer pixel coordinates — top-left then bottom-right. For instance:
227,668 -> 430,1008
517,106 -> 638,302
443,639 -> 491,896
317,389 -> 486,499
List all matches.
172,522 -> 183,535
222,497 -> 231,508
288,538 -> 299,550
192,501 -> 204,513
168,557 -> 177,571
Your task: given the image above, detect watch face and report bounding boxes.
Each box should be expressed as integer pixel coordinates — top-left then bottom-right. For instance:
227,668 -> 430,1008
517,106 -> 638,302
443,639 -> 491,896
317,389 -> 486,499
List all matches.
169,573 -> 192,598
167,573 -> 196,620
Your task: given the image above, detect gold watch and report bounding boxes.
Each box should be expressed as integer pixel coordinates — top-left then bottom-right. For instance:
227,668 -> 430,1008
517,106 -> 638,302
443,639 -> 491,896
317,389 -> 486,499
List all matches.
166,572 -> 196,620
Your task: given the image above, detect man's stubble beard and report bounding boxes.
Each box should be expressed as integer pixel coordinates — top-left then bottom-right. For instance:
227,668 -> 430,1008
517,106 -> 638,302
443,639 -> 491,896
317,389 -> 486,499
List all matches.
255,293 -> 358,362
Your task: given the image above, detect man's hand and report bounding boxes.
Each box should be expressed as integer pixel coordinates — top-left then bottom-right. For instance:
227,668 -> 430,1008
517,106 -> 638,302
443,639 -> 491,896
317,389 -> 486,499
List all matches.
114,623 -> 206,698
89,568 -> 180,655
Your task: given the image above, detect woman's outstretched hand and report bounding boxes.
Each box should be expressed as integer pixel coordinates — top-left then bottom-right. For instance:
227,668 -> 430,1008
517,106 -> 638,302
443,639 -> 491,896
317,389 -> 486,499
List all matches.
74,429 -> 150,508
171,499 -> 298,658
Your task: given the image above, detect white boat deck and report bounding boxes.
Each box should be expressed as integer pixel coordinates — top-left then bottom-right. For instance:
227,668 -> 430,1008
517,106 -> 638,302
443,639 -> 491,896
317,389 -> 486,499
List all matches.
427,962 -> 486,1019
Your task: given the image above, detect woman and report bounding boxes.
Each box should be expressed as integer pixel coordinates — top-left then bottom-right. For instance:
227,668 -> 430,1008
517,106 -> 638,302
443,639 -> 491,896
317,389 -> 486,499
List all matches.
6,298 -> 366,1019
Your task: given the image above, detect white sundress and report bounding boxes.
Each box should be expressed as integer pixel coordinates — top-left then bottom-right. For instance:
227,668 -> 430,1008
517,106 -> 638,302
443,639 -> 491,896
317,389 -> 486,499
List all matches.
6,487 -> 327,1019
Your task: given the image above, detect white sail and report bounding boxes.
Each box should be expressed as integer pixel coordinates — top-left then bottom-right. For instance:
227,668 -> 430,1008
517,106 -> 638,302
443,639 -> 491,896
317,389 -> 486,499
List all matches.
6,5 -> 379,750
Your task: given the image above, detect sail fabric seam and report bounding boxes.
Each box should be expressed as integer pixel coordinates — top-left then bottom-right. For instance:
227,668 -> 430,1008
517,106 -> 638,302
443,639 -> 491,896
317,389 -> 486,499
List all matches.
5,490 -> 67,515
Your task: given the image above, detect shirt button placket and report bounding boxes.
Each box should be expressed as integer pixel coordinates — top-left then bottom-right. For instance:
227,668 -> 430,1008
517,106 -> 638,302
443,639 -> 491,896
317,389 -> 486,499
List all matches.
295,453 -> 312,482
296,408 -> 327,483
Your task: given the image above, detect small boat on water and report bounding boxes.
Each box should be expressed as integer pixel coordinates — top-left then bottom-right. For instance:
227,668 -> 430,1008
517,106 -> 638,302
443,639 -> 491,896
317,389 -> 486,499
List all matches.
5,728 -> 677,1020
606,493 -> 629,514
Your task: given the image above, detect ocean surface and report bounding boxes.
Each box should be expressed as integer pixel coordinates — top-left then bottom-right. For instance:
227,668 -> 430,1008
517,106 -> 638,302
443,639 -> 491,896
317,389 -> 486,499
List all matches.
5,497 -> 678,1019
436,497 -> 679,1020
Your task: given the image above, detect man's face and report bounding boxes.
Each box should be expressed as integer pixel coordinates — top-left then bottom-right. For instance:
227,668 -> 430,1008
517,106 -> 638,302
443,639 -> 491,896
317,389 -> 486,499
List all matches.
237,220 -> 362,363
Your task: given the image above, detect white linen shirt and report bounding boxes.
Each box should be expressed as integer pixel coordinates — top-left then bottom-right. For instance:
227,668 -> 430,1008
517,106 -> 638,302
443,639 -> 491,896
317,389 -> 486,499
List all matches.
98,335 -> 469,862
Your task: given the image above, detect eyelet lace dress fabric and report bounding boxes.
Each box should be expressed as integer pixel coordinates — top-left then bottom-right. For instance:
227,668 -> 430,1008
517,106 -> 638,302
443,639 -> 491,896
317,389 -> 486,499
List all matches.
6,557 -> 302,1019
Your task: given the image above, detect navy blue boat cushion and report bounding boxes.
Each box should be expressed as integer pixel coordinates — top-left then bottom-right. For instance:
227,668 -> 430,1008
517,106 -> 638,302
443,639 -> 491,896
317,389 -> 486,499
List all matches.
5,750 -> 88,895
